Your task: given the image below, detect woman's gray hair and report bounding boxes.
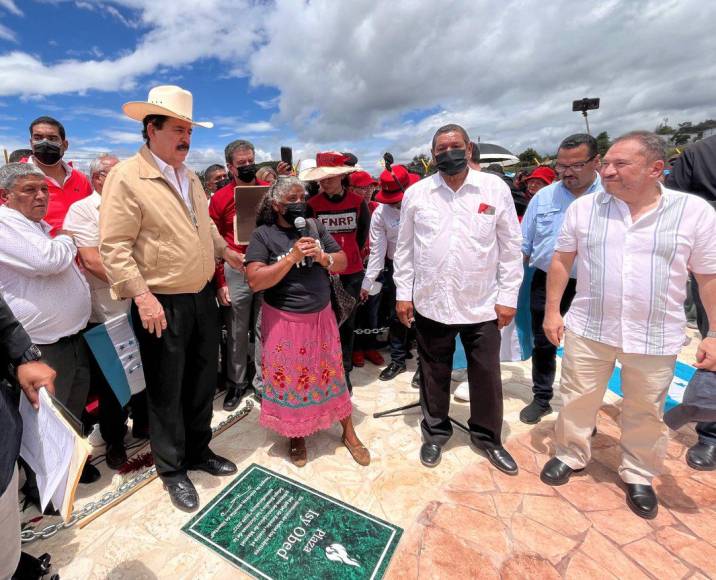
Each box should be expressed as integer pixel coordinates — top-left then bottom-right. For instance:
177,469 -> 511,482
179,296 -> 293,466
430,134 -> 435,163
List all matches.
267,176 -> 305,202
256,176 -> 306,226
89,153 -> 119,178
0,162 -> 45,191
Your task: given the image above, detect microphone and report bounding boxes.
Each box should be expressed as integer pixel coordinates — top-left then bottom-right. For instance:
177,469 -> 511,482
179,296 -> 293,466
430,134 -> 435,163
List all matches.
293,216 -> 313,268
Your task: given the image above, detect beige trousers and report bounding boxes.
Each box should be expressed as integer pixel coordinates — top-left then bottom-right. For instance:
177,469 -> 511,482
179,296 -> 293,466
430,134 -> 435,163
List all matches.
555,330 -> 677,485
0,465 -> 20,580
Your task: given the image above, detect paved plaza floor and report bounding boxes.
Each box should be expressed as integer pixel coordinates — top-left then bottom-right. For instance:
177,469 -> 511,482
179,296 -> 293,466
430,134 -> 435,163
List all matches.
23,330 -> 713,579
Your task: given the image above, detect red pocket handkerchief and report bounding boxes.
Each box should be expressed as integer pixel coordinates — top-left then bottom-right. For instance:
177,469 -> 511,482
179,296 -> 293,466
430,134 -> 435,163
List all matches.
478,203 -> 495,215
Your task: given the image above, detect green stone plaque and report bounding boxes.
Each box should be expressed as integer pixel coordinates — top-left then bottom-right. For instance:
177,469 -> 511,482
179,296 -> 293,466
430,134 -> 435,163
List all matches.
182,463 -> 403,579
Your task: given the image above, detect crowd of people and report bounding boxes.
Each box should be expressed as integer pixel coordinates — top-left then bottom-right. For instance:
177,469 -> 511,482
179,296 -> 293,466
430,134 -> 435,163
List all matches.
1,83 -> 715,578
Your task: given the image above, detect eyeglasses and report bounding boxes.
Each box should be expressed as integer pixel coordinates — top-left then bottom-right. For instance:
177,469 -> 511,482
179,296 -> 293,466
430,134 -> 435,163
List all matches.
555,154 -> 598,173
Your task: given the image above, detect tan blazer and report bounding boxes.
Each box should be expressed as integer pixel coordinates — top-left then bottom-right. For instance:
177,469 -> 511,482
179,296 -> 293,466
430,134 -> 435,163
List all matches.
99,145 -> 227,298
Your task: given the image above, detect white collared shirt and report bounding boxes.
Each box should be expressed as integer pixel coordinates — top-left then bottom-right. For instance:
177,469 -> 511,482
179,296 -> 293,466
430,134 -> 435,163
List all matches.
0,205 -> 91,344
557,186 -> 716,355
149,149 -> 192,209
361,203 -> 401,293
393,169 -> 524,325
63,192 -> 130,323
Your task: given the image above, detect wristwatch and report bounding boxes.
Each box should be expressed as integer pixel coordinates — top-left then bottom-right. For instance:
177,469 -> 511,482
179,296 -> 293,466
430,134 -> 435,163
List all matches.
11,344 -> 42,376
324,253 -> 334,269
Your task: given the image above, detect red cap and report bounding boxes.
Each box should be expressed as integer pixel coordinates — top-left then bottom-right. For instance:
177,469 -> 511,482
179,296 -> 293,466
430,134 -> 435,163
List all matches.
375,165 -> 419,204
349,170 -> 377,187
526,166 -> 557,185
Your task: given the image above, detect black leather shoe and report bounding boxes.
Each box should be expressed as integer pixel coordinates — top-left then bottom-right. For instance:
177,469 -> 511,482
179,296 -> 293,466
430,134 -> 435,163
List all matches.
470,437 -> 518,475
163,477 -> 199,512
379,361 -> 407,381
106,442 -> 128,470
420,443 -> 442,467
540,457 -> 580,486
223,386 -> 244,411
626,484 -> 658,519
79,463 -> 101,484
519,400 -> 552,424
686,442 -> 716,471
189,452 -> 237,476
411,367 -> 421,389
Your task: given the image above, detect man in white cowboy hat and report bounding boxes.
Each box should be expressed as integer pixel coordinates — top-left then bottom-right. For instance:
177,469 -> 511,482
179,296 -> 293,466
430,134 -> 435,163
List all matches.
99,85 -> 245,512
302,152 -> 369,392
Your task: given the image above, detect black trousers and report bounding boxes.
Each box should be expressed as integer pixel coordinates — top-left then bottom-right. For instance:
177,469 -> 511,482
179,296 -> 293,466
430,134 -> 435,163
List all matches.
383,259 -> 409,365
530,269 -> 577,406
39,333 -> 91,422
339,271 -> 365,374
690,275 -> 716,445
132,284 -> 219,482
416,311 -> 503,446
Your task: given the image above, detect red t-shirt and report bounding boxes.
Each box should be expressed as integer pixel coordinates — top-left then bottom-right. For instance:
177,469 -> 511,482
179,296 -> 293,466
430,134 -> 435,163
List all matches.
308,191 -> 367,275
209,178 -> 269,288
21,159 -> 92,235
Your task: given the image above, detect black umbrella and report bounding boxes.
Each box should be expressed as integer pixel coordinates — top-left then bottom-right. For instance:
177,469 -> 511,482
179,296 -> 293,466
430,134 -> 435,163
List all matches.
478,143 -> 519,167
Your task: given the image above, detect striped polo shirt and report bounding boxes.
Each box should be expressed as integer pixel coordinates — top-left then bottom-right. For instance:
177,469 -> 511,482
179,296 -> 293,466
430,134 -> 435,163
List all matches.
556,186 -> 716,356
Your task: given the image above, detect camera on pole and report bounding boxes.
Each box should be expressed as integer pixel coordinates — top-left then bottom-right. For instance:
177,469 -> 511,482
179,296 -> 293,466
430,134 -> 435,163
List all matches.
572,98 -> 600,134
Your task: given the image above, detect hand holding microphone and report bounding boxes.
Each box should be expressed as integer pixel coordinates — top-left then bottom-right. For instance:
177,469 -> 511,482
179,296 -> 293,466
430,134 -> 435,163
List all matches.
293,217 -> 318,267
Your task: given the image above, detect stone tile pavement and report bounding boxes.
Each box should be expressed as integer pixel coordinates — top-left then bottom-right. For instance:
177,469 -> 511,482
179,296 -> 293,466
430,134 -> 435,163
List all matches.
386,404 -> 715,580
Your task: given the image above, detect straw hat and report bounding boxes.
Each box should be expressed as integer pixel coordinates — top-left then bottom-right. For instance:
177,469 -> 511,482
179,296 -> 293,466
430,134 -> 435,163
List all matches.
298,152 -> 357,181
123,85 -> 213,128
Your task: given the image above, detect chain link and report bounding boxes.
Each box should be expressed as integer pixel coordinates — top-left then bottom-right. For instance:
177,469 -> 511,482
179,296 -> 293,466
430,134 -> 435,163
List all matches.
20,401 -> 254,544
353,326 -> 390,335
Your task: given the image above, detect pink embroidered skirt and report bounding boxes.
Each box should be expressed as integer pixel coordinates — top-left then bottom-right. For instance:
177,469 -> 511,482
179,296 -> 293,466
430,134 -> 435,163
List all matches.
259,302 -> 352,438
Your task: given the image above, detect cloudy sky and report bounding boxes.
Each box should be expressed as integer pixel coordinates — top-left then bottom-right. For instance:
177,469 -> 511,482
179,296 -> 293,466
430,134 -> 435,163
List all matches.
0,0 -> 714,172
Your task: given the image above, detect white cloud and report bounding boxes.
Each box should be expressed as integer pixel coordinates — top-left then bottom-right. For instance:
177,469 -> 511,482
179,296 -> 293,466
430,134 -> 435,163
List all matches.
102,129 -> 142,144
248,0 -> 716,157
218,120 -> 276,134
0,23 -> 15,42
0,0 -> 21,16
255,96 -> 279,110
0,0 -> 264,96
1,0 -> 715,161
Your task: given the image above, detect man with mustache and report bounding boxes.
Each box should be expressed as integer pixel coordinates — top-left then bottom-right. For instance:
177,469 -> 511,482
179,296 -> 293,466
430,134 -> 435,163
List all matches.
100,86 -> 245,512
23,116 -> 92,234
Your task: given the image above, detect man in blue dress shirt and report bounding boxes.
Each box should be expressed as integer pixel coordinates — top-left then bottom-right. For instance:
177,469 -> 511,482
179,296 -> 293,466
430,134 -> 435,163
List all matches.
519,134 -> 603,424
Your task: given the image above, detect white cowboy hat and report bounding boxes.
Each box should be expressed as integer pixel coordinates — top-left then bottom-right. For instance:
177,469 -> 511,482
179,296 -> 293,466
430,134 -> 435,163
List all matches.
122,85 -> 213,128
298,151 -> 358,181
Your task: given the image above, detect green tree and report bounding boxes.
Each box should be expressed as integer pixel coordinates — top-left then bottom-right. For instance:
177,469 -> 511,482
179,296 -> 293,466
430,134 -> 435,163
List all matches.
407,153 -> 433,176
518,147 -> 542,164
595,131 -> 611,156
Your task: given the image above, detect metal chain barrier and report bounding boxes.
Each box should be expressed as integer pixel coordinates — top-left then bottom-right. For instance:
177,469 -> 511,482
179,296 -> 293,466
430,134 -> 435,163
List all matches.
353,326 -> 390,335
20,401 -> 254,544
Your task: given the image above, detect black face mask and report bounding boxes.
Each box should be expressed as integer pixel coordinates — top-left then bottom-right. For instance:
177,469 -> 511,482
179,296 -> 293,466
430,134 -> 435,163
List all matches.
284,202 -> 307,225
32,140 -> 63,166
236,164 -> 257,182
435,149 -> 468,176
